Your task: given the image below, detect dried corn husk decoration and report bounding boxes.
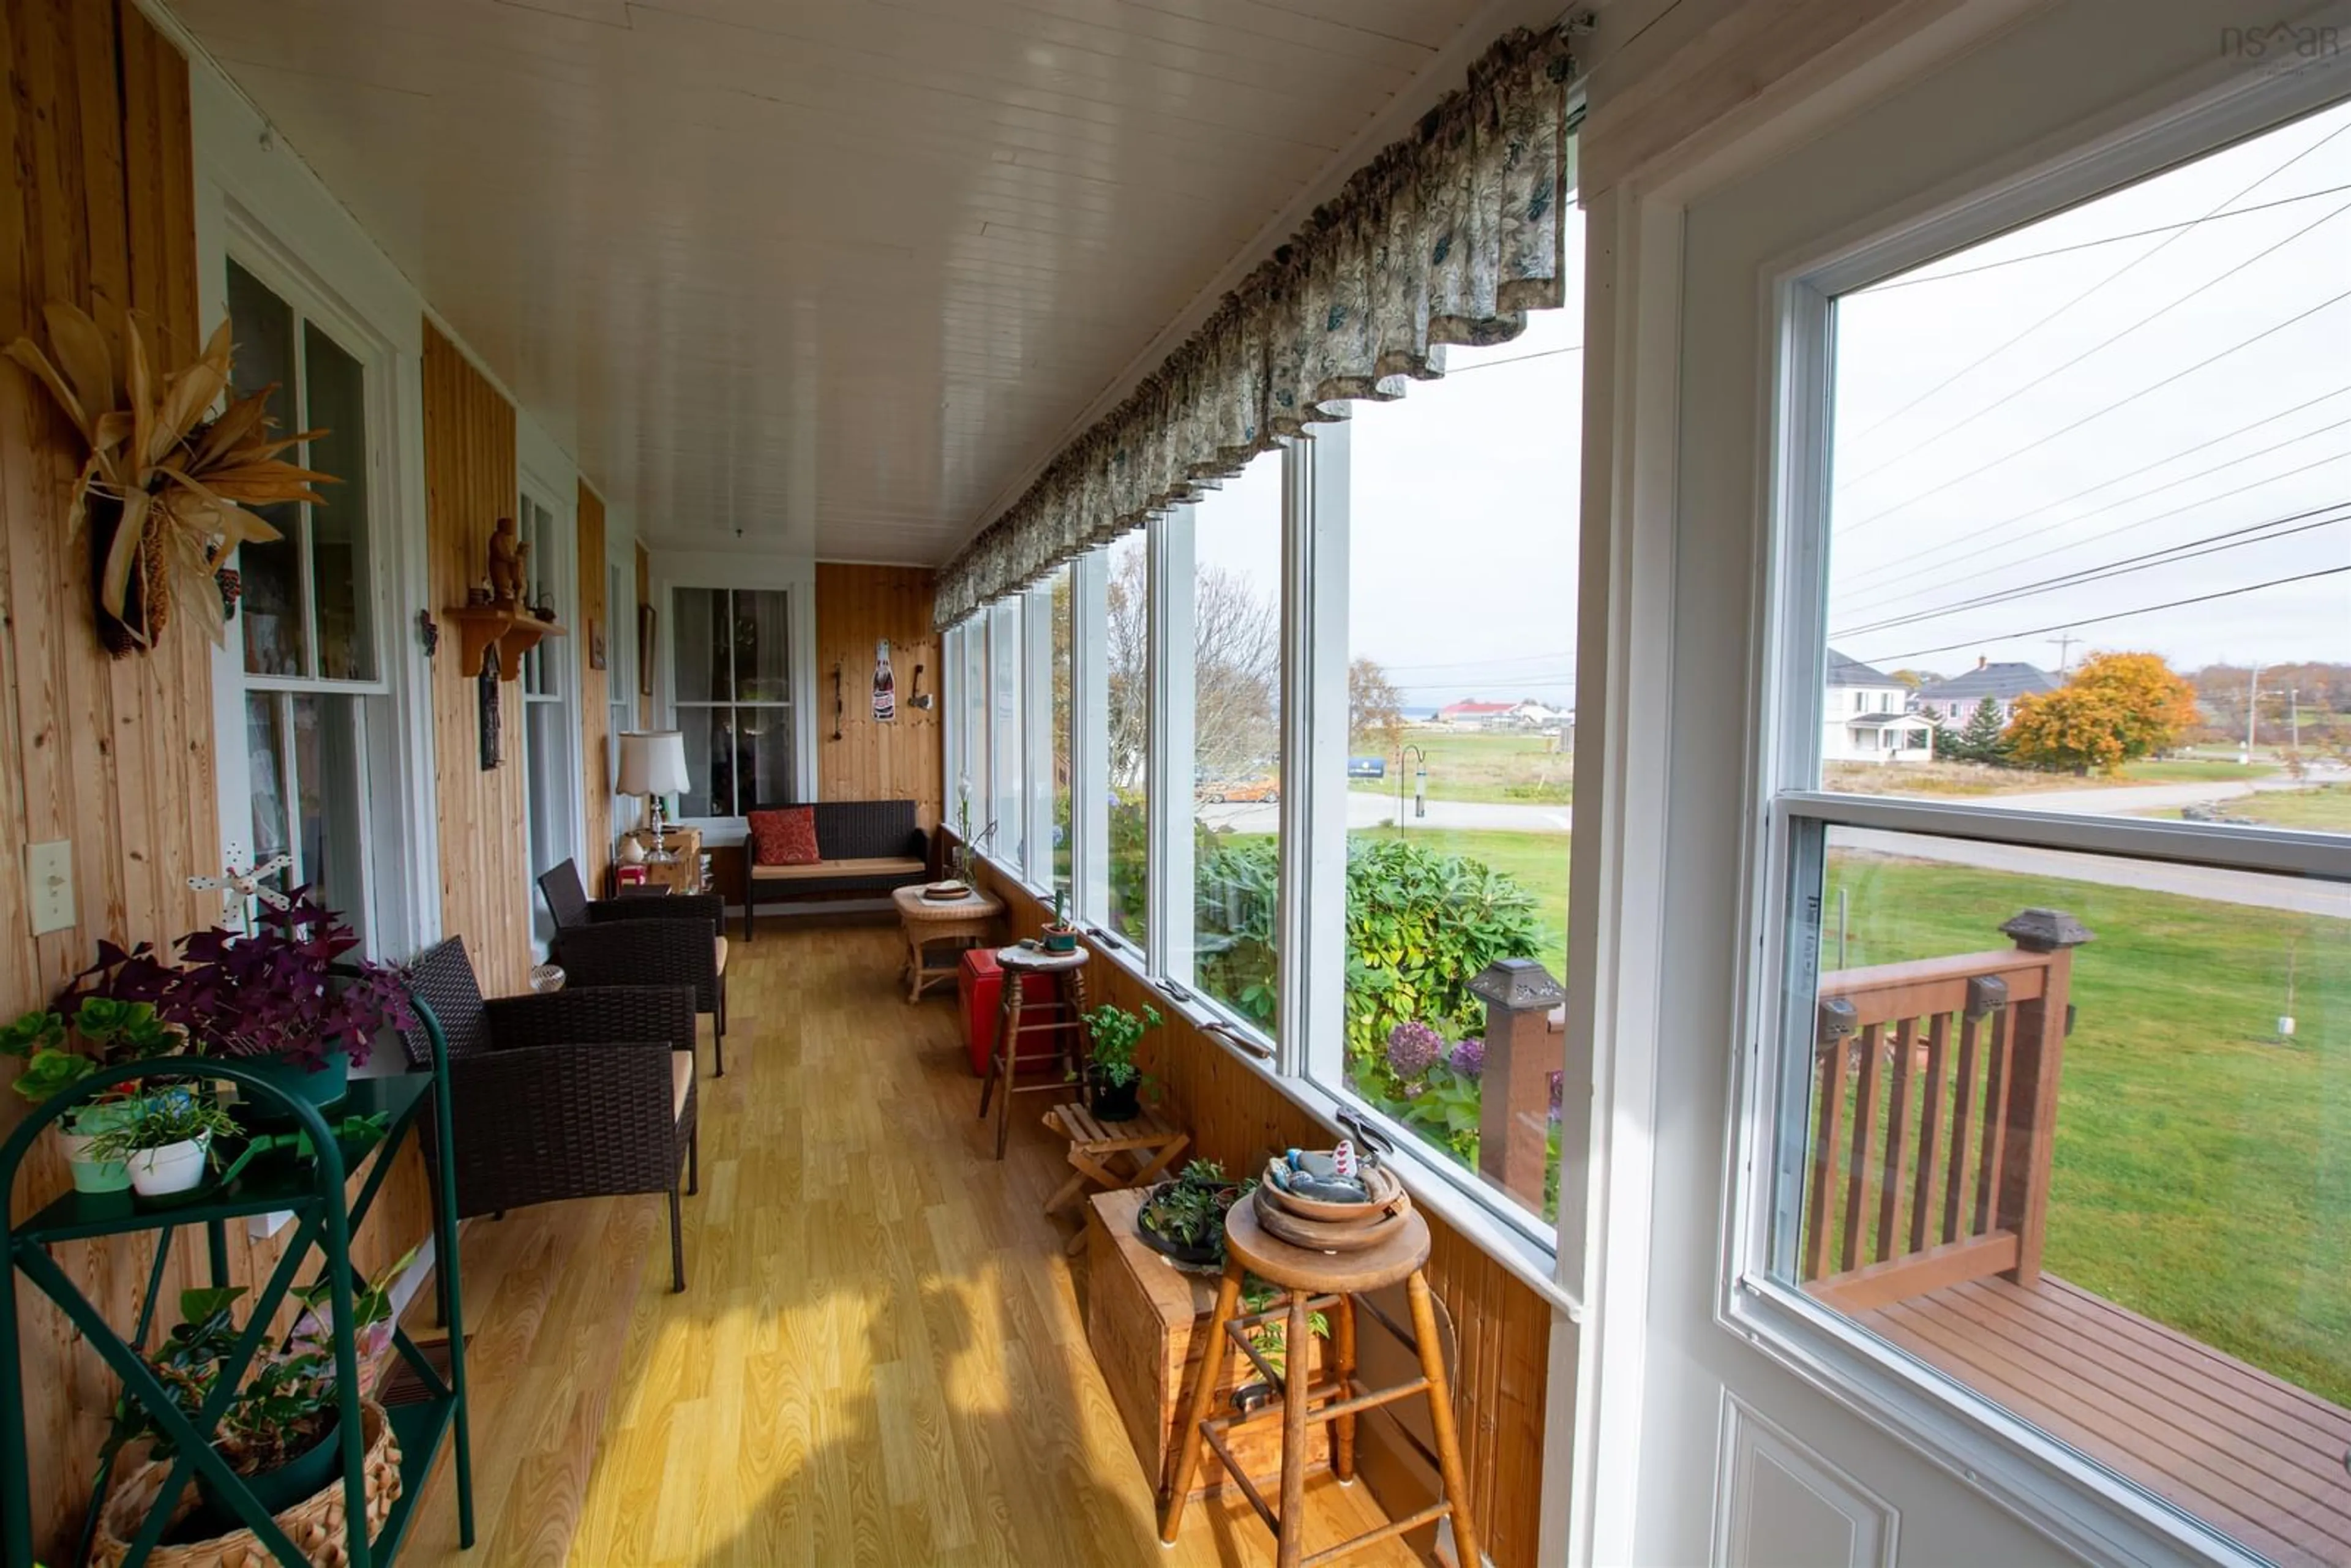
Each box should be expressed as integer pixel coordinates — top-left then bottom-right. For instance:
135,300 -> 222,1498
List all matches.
6,302 -> 336,656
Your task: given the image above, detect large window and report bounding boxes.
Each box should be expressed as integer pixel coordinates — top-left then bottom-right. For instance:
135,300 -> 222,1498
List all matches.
1321,304 -> 1583,1225
988,598 -> 1024,868
1104,531 -> 1149,942
225,257 -> 383,937
1757,99 -> 2351,1565
1044,566 -> 1073,896
1185,457 -> 1286,1035
672,587 -> 792,817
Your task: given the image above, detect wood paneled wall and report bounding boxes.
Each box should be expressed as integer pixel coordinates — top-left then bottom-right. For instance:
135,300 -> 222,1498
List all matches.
814,563 -> 943,827
421,323 -> 528,993
973,859 -> 1554,1564
0,8 -> 426,1556
578,482 -> 612,891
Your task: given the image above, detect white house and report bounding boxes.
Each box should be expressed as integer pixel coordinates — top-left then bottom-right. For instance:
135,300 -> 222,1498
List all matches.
1823,648 -> 1936,762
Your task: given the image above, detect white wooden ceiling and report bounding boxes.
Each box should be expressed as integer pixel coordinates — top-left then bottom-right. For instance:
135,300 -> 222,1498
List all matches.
162,0 -> 1507,563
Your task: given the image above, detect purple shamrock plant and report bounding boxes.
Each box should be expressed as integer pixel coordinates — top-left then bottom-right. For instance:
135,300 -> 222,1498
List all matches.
165,891 -> 412,1070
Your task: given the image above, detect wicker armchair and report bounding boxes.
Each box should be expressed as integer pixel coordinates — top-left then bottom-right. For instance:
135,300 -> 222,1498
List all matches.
538,858 -> 730,1076
397,936 -> 700,1292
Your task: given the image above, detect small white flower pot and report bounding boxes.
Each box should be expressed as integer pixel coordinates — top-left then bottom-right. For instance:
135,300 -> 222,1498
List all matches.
127,1134 -> 211,1198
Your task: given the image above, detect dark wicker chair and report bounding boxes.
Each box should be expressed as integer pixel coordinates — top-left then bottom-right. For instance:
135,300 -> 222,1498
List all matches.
397,936 -> 700,1292
537,858 -> 730,1077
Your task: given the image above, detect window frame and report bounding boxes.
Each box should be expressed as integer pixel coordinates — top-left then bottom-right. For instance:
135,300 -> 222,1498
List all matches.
666,583 -> 797,820
208,225 -> 413,954
1720,72 -> 2351,1568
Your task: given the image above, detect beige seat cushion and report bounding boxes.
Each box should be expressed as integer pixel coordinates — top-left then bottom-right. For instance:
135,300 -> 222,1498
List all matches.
713,935 -> 729,976
671,1049 -> 694,1121
749,856 -> 926,883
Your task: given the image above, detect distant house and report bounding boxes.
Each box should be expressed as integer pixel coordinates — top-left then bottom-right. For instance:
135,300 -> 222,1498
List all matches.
1823,648 -> 1935,763
1507,699 -> 1572,729
1914,657 -> 2058,727
1435,699 -> 1517,730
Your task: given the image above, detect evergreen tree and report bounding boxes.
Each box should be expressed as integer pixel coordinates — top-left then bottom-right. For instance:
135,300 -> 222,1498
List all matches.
1943,696 -> 2010,765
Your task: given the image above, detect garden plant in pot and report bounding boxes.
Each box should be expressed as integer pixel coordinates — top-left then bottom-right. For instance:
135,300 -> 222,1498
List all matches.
1,978 -> 192,1194
84,1093 -> 240,1199
162,891 -> 412,1120
1074,1000 -> 1160,1123
104,1253 -> 409,1541
1041,889 -> 1080,954
1135,1158 -> 1250,1268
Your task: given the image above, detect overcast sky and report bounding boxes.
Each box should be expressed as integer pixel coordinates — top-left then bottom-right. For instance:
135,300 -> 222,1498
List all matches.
1188,94 -> 2349,711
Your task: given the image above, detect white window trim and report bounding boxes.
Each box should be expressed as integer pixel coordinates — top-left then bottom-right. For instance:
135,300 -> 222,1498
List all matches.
1071,555 -> 1111,928
1709,58 -> 2351,1568
1021,579 -> 1057,895
652,554 -> 816,832
204,217 -> 418,957
1144,508 -> 1195,983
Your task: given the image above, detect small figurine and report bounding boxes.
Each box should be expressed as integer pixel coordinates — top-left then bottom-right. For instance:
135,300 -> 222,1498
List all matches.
487,516 -> 530,607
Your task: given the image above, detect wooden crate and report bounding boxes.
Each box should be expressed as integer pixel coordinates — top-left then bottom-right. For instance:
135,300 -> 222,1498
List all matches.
1084,1188 -> 1329,1500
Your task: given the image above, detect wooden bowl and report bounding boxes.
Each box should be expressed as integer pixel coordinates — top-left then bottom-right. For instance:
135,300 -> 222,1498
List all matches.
1251,1188 -> 1406,1252
1258,1160 -> 1409,1225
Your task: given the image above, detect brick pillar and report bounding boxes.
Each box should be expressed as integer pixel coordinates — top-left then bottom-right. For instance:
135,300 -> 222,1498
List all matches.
1467,958 -> 1567,1211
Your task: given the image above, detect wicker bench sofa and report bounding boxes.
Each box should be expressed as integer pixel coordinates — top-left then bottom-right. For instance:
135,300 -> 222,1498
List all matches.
741,799 -> 933,940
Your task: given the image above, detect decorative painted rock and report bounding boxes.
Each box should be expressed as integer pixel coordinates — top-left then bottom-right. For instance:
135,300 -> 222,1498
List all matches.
1296,1150 -> 1339,1179
1289,1174 -> 1372,1204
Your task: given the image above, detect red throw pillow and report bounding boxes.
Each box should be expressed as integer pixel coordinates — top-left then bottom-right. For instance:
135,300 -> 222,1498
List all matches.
748,806 -> 820,866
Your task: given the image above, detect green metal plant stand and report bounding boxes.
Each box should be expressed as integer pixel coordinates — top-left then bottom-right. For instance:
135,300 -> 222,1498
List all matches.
0,1002 -> 474,1568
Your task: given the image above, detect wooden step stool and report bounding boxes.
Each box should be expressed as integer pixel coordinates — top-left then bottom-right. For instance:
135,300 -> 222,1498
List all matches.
976,945 -> 1090,1160
1158,1201 -> 1478,1568
1042,1102 -> 1189,1255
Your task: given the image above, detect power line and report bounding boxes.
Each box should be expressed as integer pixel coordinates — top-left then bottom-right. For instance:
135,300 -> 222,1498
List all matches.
1445,343 -> 1584,375
1832,386 -> 2351,593
1854,565 -> 2351,664
1836,190 -> 2351,490
1843,116 -> 2351,448
1834,282 -> 2351,538
1830,506 -> 2351,639
1834,446 -> 2351,618
1865,179 -> 2351,291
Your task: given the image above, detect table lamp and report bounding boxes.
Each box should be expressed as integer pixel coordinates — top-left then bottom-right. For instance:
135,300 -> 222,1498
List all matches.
617,730 -> 692,861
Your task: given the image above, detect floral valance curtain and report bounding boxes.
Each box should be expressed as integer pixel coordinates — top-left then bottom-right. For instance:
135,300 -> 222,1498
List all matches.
934,25 -> 1577,627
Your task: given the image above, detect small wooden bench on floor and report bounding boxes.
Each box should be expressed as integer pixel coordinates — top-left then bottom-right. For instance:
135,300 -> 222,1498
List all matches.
1043,1102 -> 1189,1254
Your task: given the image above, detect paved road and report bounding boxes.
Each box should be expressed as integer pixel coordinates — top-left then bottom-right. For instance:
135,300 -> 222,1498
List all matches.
1835,827 -> 2350,920
1198,793 -> 1573,835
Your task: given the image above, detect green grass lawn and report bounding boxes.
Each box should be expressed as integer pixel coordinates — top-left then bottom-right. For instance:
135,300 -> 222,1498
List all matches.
2227,786 -> 2351,831
1349,727 -> 1572,806
2120,757 -> 2283,783
1825,852 -> 2350,1406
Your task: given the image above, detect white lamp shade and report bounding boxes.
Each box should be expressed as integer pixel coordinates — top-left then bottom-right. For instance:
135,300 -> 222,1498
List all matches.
617,730 -> 692,797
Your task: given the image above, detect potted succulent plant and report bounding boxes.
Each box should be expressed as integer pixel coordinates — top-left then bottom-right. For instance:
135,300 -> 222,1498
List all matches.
1074,1000 -> 1160,1122
85,1093 -> 239,1198
105,1255 -> 409,1537
1041,888 -> 1080,954
162,891 -> 412,1118
2,951 -> 195,1193
1136,1158 -> 1250,1268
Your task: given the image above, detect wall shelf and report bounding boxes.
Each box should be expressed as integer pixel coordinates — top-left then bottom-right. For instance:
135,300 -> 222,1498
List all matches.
446,605 -> 567,681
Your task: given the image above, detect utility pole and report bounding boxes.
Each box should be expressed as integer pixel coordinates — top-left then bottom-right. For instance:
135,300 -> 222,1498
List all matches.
2047,633 -> 2079,677
2243,663 -> 2265,765
2290,686 -> 2301,756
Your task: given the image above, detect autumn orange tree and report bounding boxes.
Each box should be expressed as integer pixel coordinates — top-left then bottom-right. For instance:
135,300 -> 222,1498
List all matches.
2004,651 -> 2201,775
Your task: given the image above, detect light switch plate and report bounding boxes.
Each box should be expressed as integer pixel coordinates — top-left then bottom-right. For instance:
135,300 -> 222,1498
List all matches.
26,840 -> 73,934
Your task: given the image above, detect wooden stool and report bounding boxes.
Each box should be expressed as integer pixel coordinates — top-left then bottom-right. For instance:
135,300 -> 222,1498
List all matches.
1158,1202 -> 1477,1568
1042,1102 -> 1189,1255
977,945 -> 1090,1160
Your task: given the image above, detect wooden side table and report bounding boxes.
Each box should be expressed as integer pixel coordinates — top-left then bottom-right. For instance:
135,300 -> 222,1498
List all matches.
619,827 -> 703,895
891,884 -> 1005,1002
1043,1102 -> 1189,1256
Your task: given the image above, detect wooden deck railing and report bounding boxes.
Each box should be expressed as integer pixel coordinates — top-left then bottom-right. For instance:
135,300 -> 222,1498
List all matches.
1802,908 -> 2092,1313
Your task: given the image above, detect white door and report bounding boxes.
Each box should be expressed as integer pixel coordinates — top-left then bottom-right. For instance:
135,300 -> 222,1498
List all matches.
1582,4 -> 2351,1565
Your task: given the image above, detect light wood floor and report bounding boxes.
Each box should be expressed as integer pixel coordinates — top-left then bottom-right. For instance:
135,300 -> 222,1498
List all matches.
399,921 -> 1416,1567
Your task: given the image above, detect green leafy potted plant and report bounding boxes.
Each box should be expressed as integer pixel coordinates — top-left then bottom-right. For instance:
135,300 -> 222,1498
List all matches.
85,1093 -> 239,1199
1075,1000 -> 1160,1122
106,1253 -> 410,1536
1042,888 -> 1079,954
2,968 -> 193,1193
1136,1158 -> 1249,1267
